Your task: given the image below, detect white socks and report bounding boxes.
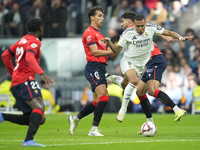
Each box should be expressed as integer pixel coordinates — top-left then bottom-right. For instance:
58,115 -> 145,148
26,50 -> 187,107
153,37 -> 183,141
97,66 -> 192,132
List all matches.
172,105 -> 180,112
91,126 -> 98,130
147,117 -> 153,122
106,75 -> 123,89
121,83 -> 136,112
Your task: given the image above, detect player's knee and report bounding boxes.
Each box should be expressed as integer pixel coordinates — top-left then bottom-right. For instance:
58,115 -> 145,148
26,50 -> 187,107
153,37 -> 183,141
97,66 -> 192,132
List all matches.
129,79 -> 137,86
121,82 -> 127,89
40,115 -> 46,125
136,90 -> 144,97
147,89 -> 156,96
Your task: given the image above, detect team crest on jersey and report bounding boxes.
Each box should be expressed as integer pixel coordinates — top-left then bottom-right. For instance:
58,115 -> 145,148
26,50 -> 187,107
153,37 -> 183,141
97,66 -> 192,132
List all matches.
87,36 -> 91,41
128,62 -> 132,68
94,71 -> 100,80
145,32 -> 149,37
34,89 -> 38,94
31,43 -> 38,48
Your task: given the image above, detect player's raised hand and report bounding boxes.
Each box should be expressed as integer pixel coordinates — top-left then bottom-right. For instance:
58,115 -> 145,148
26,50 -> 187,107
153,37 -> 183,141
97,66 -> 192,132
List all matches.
40,73 -> 55,86
180,36 -> 194,42
101,37 -> 110,44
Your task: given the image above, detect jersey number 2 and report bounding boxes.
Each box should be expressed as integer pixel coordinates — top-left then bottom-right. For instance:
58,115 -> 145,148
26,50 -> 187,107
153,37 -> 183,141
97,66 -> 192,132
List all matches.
14,47 -> 24,71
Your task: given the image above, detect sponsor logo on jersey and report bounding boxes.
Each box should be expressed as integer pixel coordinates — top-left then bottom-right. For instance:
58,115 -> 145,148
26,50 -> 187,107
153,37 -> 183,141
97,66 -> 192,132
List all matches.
147,69 -> 153,73
87,36 -> 91,41
34,89 -> 38,94
145,32 -> 149,36
31,43 -> 38,48
132,36 -> 137,40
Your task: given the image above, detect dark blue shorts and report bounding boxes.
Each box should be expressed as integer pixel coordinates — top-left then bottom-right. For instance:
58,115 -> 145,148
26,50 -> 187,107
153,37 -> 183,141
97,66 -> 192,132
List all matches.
141,54 -> 167,83
84,62 -> 107,92
11,79 -> 42,114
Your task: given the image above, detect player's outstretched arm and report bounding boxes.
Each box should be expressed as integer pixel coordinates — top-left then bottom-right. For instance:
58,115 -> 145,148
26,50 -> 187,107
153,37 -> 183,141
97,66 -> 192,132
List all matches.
89,44 -> 114,57
162,29 -> 194,42
102,38 -> 122,53
157,35 -> 178,43
40,73 -> 55,86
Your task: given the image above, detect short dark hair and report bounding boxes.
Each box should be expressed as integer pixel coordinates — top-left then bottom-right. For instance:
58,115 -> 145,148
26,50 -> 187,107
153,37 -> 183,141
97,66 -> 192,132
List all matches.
26,18 -> 44,32
134,14 -> 145,21
88,6 -> 104,20
121,11 -> 136,22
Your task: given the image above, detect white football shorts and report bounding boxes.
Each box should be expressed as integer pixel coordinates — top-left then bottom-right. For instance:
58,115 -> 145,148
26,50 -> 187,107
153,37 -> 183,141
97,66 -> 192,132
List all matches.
120,58 -> 145,77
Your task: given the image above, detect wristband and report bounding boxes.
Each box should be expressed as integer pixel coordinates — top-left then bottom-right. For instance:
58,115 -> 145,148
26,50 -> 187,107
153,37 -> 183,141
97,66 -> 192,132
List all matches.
179,37 -> 183,40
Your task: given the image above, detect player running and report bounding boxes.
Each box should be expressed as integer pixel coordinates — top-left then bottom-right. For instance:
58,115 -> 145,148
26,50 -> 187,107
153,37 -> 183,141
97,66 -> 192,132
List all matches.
102,13 -> 193,123
1,18 -> 55,147
68,6 -> 114,136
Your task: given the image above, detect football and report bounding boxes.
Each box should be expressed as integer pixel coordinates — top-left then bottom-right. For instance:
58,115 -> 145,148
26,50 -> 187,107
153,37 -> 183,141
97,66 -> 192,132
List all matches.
141,122 -> 157,137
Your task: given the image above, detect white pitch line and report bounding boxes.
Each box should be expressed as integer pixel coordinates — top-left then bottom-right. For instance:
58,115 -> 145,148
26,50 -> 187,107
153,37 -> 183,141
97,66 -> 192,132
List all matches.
0,139 -> 200,147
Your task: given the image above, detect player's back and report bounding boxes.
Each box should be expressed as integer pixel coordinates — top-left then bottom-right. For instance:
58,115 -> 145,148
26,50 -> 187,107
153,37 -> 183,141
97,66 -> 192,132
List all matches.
9,34 -> 41,87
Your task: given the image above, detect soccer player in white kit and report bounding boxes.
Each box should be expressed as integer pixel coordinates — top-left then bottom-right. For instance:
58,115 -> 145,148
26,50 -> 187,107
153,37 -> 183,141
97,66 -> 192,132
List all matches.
102,14 -> 193,122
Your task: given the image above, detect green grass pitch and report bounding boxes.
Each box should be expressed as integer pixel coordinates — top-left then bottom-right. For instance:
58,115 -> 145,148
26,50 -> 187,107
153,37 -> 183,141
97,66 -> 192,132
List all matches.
0,113 -> 200,150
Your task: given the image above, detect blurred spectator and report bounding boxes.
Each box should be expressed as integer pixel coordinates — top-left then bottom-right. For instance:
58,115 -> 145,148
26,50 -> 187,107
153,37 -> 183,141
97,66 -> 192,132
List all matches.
146,1 -> 168,26
0,1 -> 9,35
131,0 -> 150,17
29,0 -> 48,21
80,82 -> 93,110
144,0 -> 159,9
163,48 -> 179,66
108,28 -> 119,45
29,0 -> 49,37
182,73 -> 197,112
173,63 -> 185,77
188,48 -> 200,75
162,63 -> 174,85
4,1 -> 26,37
162,72 -> 183,106
109,0 -> 131,30
188,37 -> 200,60
5,0 -> 14,10
49,0 -> 67,37
183,28 -> 195,56
177,50 -> 185,59
182,63 -> 193,94
165,0 -> 183,32
180,57 -> 188,67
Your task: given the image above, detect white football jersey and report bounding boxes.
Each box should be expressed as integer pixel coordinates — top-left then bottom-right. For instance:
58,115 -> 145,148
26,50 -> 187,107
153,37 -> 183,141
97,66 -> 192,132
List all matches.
118,23 -> 164,66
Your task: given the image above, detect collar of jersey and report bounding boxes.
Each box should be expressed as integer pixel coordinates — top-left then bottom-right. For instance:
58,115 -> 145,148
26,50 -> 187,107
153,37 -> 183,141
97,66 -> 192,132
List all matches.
27,33 -> 38,38
129,25 -> 134,28
90,26 -> 99,32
